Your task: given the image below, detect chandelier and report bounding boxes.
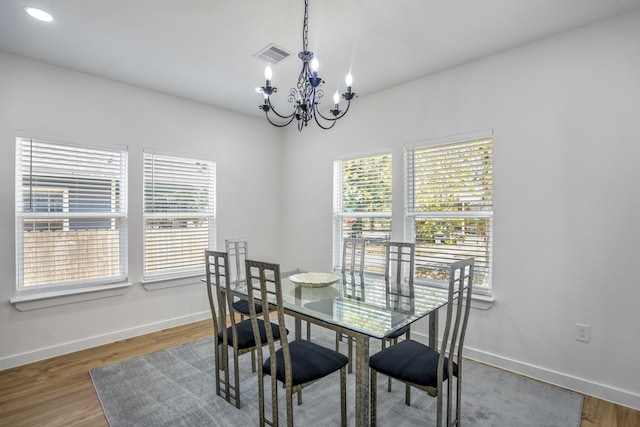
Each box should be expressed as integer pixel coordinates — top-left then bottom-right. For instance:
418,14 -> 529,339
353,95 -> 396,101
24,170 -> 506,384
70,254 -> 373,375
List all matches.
256,0 -> 356,131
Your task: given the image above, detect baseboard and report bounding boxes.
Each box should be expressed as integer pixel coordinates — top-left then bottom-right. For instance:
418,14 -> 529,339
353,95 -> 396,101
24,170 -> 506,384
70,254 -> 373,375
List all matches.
409,330 -> 640,411
0,311 -> 212,371
463,344 -> 640,411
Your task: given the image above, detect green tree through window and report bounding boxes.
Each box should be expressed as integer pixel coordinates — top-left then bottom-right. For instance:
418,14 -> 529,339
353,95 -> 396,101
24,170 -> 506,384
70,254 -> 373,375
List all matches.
334,153 -> 392,273
406,134 -> 493,289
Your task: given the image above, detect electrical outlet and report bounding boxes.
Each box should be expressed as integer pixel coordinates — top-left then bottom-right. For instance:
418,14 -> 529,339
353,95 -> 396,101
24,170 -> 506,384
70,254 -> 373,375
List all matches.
575,323 -> 591,343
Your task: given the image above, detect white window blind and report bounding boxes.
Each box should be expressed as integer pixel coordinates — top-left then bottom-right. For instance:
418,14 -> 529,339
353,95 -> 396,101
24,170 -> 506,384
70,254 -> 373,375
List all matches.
333,152 -> 392,274
405,133 -> 493,290
15,137 -> 128,291
143,151 -> 215,281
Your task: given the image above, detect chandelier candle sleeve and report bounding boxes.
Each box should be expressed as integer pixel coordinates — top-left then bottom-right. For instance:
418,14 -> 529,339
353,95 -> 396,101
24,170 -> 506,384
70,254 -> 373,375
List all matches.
345,73 -> 354,99
265,65 -> 272,87
256,0 -> 356,131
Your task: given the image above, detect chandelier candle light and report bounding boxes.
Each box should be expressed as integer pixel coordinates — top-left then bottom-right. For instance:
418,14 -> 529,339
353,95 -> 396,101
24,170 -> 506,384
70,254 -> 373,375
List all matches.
256,0 -> 356,131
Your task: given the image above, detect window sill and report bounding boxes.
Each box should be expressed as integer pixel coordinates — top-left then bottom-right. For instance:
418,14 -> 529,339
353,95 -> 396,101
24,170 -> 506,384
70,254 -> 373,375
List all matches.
11,282 -> 132,312
141,274 -> 205,291
414,279 -> 494,310
470,293 -> 494,310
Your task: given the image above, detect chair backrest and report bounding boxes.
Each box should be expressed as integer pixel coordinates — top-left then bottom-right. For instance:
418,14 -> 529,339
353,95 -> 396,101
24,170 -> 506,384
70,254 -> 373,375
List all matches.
205,250 -> 237,347
225,238 -> 249,284
245,259 -> 290,424
342,272 -> 365,301
439,258 -> 474,421
384,242 -> 415,285
342,237 -> 366,275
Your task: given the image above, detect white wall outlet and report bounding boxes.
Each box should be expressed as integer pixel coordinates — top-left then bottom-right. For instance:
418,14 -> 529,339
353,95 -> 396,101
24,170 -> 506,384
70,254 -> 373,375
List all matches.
575,323 -> 591,343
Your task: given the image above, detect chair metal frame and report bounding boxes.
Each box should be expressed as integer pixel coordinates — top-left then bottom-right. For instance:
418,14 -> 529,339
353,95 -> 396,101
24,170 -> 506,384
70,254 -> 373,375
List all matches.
381,242 -> 416,393
225,238 -> 249,285
206,250 -> 258,408
341,237 -> 366,275
384,241 -> 415,288
336,237 -> 366,372
382,242 -> 415,325
370,258 -> 475,427
246,259 -> 347,427
225,239 -> 264,337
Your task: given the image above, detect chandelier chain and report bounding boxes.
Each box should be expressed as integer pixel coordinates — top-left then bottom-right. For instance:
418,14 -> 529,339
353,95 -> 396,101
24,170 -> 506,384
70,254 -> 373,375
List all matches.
302,0 -> 309,52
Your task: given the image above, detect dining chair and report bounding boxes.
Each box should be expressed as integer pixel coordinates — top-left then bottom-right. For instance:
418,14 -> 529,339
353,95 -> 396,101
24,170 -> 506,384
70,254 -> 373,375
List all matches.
381,242 -> 415,344
225,238 -> 263,319
381,242 -> 415,393
245,259 -> 349,427
369,258 -> 475,427
205,250 -> 285,409
336,237 -> 366,372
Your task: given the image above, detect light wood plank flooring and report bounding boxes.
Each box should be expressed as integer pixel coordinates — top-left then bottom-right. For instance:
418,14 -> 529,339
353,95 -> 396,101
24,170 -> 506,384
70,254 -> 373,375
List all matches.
0,320 -> 638,426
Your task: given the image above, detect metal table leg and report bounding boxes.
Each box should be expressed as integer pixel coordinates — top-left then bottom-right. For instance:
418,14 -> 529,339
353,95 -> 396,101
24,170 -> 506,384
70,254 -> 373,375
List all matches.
354,334 -> 370,427
429,310 -> 439,348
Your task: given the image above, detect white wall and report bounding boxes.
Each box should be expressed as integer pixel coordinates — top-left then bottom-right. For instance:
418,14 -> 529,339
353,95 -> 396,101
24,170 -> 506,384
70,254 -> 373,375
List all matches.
0,52 -> 283,367
280,10 -> 640,409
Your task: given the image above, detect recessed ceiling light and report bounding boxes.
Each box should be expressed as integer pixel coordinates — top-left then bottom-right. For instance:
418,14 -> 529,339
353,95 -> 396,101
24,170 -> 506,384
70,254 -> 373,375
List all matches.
24,6 -> 53,22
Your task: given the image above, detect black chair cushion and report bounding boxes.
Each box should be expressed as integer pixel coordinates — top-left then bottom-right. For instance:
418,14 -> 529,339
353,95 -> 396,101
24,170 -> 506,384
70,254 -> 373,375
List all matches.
233,299 -> 263,315
369,339 -> 457,388
217,319 -> 285,350
386,324 -> 410,339
263,339 -> 349,387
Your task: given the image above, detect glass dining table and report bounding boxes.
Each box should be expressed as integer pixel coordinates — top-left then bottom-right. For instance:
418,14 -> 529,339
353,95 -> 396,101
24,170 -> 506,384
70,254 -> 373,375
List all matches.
213,270 -> 450,427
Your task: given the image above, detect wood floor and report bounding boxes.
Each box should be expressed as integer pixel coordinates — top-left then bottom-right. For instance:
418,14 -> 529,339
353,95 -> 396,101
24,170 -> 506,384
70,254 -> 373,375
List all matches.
0,319 -> 638,426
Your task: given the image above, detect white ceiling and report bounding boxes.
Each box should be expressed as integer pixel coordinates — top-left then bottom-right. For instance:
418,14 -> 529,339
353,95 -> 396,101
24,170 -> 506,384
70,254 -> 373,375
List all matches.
2,0 -> 639,118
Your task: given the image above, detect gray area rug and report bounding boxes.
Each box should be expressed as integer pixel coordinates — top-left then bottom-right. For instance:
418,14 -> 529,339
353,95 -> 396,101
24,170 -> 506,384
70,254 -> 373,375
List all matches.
90,327 -> 583,427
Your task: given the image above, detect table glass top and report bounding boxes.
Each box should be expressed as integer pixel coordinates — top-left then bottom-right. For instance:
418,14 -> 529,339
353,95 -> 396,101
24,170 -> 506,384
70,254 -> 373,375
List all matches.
221,271 -> 449,339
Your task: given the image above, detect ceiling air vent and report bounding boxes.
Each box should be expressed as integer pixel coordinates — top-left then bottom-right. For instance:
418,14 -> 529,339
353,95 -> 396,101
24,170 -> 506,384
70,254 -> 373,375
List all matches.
253,43 -> 292,64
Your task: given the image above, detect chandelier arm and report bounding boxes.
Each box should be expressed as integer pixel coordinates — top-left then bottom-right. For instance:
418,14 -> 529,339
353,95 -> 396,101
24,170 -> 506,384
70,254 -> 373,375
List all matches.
265,111 -> 297,127
311,105 -> 338,130
268,102 -> 298,120
314,109 -> 338,122
265,96 -> 302,121
342,99 -> 352,114
313,114 -> 338,130
314,99 -> 351,122
335,99 -> 352,118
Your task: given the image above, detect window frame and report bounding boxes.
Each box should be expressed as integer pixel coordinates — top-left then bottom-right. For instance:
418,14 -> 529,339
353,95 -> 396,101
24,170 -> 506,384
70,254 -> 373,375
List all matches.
14,136 -> 129,303
404,130 -> 494,296
142,149 -> 216,283
332,150 -> 393,274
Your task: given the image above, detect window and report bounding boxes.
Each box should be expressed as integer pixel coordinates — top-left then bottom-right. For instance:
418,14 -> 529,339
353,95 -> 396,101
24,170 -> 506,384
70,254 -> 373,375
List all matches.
15,137 -> 128,292
143,151 -> 215,281
405,131 -> 493,292
333,152 -> 392,273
